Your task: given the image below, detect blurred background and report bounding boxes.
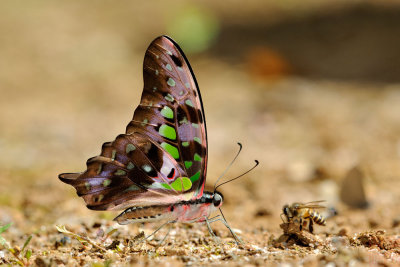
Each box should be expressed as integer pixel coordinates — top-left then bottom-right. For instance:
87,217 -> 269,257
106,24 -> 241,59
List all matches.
0,0 -> 400,250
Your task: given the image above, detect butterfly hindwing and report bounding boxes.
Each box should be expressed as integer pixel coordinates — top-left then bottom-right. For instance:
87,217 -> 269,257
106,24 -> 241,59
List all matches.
59,36 -> 208,210
59,133 -> 190,210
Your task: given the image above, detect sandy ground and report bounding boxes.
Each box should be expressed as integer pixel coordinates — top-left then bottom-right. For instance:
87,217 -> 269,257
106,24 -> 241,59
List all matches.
1,1 -> 400,266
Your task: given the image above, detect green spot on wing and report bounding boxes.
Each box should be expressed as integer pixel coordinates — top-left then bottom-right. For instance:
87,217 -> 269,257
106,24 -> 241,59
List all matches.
181,177 -> 192,191
192,123 -> 199,128
85,182 -> 91,191
193,137 -> 202,144
165,94 -> 174,102
185,83 -> 190,88
166,64 -> 172,71
167,177 -> 192,191
161,183 -> 172,190
114,169 -> 126,176
190,171 -> 201,182
103,179 -> 112,187
96,194 -> 104,202
167,78 -> 176,87
111,150 -> 117,161
160,106 -> 174,119
185,99 -> 194,107
179,116 -> 188,125
142,164 -> 152,173
141,119 -> 148,126
159,125 -> 176,140
170,180 -> 182,191
97,164 -> 103,175
124,185 -> 140,192
182,141 -> 189,147
126,144 -> 136,154
127,162 -> 135,170
194,153 -> 202,162
161,142 -> 179,159
185,161 -> 193,169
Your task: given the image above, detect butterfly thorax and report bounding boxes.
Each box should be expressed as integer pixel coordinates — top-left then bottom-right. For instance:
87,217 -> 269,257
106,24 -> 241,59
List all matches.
114,191 -> 223,225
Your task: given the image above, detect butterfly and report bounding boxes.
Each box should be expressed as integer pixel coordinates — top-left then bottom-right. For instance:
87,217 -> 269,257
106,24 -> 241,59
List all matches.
59,35 -> 244,243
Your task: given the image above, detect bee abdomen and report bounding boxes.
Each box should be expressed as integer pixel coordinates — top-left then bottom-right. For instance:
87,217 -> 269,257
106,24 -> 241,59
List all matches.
310,210 -> 326,225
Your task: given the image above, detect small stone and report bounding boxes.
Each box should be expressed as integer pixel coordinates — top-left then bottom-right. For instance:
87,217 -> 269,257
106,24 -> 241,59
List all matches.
254,208 -> 271,217
392,216 -> 400,228
338,228 -> 348,236
35,257 -> 48,267
92,222 -> 101,228
368,219 -> 379,228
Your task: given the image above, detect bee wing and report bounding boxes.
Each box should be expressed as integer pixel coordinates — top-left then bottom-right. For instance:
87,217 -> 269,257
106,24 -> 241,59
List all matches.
298,200 -> 326,209
304,204 -> 326,209
305,200 -> 326,204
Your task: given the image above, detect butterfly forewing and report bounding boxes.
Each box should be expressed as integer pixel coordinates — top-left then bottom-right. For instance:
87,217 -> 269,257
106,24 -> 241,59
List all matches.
59,36 -> 208,211
126,36 -> 207,199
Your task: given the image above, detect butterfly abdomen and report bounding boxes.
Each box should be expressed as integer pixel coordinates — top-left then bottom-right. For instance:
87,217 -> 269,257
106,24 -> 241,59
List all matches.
310,210 -> 326,225
114,193 -> 217,225
113,205 -> 174,225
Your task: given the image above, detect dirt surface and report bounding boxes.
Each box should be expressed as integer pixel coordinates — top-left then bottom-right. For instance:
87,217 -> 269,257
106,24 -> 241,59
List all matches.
1,1 -> 400,266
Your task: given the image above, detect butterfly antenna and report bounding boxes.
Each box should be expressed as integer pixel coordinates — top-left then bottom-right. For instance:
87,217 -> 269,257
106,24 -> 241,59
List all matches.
215,160 -> 259,191
213,142 -> 243,189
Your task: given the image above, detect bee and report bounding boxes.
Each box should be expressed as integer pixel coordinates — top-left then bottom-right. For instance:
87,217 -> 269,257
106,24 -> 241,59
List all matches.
281,201 -> 327,233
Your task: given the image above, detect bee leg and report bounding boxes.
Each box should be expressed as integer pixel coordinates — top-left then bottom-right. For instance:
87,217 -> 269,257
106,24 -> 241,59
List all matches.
309,219 -> 314,234
280,213 -> 287,223
299,218 -> 303,231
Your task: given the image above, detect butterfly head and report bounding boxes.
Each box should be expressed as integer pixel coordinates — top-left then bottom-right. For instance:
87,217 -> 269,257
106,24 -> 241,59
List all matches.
212,191 -> 223,208
202,191 -> 223,208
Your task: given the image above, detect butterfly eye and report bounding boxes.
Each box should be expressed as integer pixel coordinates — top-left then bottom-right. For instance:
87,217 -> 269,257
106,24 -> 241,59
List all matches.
213,193 -> 223,207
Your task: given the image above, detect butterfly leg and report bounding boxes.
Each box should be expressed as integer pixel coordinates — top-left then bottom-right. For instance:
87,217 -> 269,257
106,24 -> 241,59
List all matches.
156,224 -> 173,246
207,216 -> 243,244
204,216 -> 221,243
140,220 -> 176,243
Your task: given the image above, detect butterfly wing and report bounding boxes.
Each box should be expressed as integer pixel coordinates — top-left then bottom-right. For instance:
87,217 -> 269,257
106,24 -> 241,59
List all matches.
59,133 -> 189,210
126,36 -> 207,199
59,36 -> 208,210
